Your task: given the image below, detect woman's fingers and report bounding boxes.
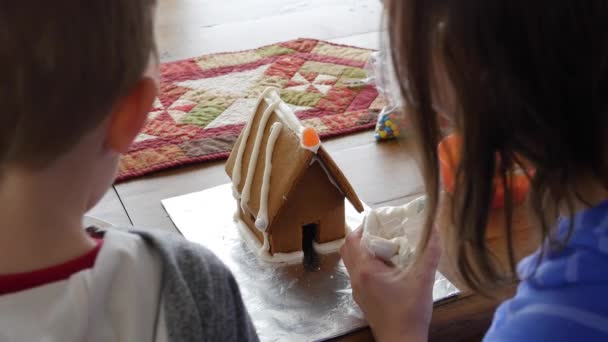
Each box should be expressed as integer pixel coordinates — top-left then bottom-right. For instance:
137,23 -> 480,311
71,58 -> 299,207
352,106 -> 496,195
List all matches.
341,226 -> 392,276
339,222 -> 439,342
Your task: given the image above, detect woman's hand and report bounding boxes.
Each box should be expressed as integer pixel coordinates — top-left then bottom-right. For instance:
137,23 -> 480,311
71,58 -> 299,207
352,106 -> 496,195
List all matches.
340,228 -> 441,342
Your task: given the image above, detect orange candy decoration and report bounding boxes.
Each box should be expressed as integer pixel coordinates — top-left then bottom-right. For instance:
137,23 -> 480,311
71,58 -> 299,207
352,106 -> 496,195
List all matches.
302,127 -> 320,148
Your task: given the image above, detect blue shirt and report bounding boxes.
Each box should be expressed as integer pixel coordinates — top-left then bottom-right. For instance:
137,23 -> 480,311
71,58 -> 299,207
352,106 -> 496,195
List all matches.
484,200 -> 608,341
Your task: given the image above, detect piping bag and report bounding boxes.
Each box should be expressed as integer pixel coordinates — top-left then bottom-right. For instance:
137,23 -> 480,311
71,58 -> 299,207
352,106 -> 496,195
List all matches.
360,196 -> 426,267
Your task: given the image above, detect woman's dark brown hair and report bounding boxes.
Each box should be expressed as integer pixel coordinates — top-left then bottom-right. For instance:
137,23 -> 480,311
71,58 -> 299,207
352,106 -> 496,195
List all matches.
386,0 -> 608,293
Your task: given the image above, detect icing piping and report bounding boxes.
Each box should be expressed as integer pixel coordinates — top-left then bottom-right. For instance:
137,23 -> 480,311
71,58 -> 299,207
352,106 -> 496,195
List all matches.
266,89 -> 302,134
236,216 -> 303,264
264,88 -> 322,154
240,101 -> 281,213
313,238 -> 345,254
312,218 -> 352,254
255,122 -> 283,231
261,232 -> 270,252
310,157 -> 344,196
231,87 -> 277,198
236,214 -> 348,264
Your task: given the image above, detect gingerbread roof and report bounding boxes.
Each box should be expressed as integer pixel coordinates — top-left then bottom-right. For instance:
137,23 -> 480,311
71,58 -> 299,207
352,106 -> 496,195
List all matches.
225,88 -> 364,232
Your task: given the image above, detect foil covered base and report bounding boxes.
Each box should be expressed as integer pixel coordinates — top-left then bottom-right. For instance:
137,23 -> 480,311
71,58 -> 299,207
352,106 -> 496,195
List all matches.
162,184 -> 459,341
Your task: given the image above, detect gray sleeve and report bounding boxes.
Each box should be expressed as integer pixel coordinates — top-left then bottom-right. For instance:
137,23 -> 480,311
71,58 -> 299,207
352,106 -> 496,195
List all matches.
133,230 -> 259,342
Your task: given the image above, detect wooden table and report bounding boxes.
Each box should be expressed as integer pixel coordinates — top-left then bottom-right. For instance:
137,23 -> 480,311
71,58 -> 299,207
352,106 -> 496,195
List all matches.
87,1 -> 541,340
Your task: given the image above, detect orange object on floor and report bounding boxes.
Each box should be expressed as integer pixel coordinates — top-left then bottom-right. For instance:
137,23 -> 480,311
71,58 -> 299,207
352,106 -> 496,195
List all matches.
438,134 -> 532,209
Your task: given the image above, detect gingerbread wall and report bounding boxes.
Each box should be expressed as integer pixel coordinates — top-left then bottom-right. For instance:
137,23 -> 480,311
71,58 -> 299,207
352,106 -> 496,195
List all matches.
226,100 -> 314,235
267,161 -> 346,254
238,200 -> 265,244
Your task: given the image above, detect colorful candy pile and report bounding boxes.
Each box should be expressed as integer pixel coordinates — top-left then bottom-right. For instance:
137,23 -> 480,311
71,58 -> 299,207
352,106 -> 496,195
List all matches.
375,111 -> 407,140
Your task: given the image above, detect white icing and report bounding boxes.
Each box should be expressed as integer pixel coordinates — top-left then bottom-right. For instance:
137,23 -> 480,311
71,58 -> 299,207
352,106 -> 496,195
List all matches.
261,232 -> 270,252
360,196 -> 426,267
236,216 -> 303,264
312,223 -> 352,254
265,88 -> 303,134
255,122 -> 283,231
313,238 -> 345,254
235,212 -> 350,264
310,157 -> 343,195
240,101 -> 281,214
231,87 -> 277,198
264,88 -> 322,154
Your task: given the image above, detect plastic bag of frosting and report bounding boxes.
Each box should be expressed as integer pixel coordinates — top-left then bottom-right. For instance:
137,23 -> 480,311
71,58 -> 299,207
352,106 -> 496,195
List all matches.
361,196 -> 426,267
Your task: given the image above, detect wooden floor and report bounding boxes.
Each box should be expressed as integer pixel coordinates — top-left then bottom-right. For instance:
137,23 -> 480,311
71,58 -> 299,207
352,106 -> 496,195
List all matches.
154,0 -> 383,60
87,1 -> 539,341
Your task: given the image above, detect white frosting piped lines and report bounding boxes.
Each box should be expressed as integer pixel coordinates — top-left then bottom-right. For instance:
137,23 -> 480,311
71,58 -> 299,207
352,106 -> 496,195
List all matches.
266,89 -> 303,134
310,157 -> 343,195
265,88 -> 321,154
240,101 -> 280,214
236,216 -> 347,263
231,87 -> 277,198
236,217 -> 303,263
231,87 -> 328,255
255,122 -> 283,231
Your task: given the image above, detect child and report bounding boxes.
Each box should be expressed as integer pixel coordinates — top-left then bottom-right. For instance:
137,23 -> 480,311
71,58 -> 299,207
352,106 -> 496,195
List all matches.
341,0 -> 608,341
0,1 -> 258,341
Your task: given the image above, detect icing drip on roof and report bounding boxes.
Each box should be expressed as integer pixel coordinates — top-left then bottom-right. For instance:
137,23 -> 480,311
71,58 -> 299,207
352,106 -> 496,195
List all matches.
231,87 -> 277,198
310,156 -> 343,196
263,88 -> 321,153
255,122 -> 283,231
264,88 -> 303,134
240,100 -> 280,213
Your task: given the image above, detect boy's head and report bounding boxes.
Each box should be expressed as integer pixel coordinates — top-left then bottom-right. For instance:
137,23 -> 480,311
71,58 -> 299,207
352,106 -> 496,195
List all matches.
385,0 -> 608,292
0,0 -> 158,207
0,0 -> 157,168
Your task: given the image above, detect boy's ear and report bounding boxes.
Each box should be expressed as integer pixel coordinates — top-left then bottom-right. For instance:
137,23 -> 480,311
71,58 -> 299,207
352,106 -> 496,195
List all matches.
107,77 -> 157,153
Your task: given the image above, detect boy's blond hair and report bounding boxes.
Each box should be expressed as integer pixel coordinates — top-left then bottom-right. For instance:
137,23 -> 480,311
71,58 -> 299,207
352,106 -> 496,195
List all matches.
0,0 -> 157,168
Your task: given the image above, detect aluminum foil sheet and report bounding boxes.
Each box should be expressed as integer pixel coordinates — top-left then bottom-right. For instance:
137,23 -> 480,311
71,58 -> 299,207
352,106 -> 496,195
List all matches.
162,184 -> 459,342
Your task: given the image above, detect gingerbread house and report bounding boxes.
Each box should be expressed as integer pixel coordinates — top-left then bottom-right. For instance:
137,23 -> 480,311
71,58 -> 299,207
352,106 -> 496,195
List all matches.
226,88 -> 364,257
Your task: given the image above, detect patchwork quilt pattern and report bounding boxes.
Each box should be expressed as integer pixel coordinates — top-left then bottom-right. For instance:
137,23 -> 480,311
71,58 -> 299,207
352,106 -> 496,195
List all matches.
118,39 -> 382,181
